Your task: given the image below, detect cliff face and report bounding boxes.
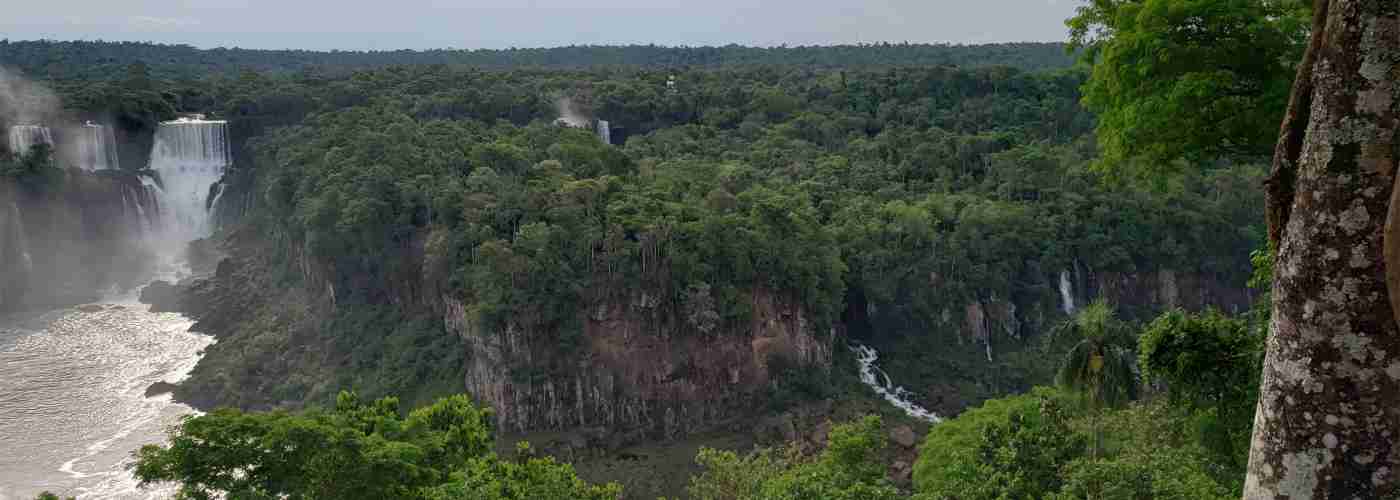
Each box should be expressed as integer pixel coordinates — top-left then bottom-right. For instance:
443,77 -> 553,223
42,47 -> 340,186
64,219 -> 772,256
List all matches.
947,268 -> 1253,351
0,172 -> 155,311
862,265 -> 1253,417
165,219 -> 833,442
446,286 -> 832,437
171,211 -> 1253,433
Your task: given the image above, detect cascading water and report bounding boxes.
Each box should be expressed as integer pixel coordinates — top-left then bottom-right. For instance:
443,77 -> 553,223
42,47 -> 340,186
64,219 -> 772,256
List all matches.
851,343 -> 942,423
77,122 -> 120,171
144,117 -> 230,259
597,119 -> 612,145
1059,270 -> 1076,315
0,116 -> 229,500
7,125 -> 53,156
3,201 -> 32,274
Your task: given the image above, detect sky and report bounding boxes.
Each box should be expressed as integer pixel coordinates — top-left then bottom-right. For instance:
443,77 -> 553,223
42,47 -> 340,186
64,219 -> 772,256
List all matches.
0,0 -> 1081,51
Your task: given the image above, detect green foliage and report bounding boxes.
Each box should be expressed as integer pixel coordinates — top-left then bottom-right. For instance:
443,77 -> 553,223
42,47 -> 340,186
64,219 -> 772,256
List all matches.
0,40 -> 1077,82
132,392 -> 618,500
1248,243 -> 1275,290
1,145 -> 63,189
149,54 -> 1262,415
914,387 -> 1084,499
1051,447 -> 1234,500
1055,301 -> 1138,412
1049,402 -> 1239,499
1068,0 -> 1311,170
32,493 -> 75,500
1137,308 -> 1263,475
422,443 -> 623,500
686,416 -> 900,500
914,388 -> 1245,499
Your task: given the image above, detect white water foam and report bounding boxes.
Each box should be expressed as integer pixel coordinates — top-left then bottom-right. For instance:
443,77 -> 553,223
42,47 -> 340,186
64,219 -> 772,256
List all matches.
77,123 -> 120,171
1059,269 -> 1076,315
851,343 -> 942,423
144,118 -> 229,263
7,125 -> 52,156
0,296 -> 212,499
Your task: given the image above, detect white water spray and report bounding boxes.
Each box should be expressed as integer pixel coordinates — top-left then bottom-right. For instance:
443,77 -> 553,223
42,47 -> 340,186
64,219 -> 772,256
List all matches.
144,118 -> 229,259
7,125 -> 53,156
597,119 -> 612,145
1059,270 -> 1076,315
851,343 -> 942,423
77,122 -> 119,171
5,201 -> 32,273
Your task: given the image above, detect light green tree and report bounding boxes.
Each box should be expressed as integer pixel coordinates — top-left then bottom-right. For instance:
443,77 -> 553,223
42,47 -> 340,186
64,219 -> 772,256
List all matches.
1067,0 -> 1311,171
132,392 -> 618,500
686,416 -> 900,500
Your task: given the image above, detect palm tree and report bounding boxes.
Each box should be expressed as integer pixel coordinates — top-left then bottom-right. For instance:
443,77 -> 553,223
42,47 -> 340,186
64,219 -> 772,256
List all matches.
1054,299 -> 1137,459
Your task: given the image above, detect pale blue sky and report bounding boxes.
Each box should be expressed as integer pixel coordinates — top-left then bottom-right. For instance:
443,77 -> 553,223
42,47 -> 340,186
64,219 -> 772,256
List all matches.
1,0 -> 1080,50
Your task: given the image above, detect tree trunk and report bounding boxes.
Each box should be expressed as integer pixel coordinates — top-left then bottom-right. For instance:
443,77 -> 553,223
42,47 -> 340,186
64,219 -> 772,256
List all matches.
1245,1 -> 1400,498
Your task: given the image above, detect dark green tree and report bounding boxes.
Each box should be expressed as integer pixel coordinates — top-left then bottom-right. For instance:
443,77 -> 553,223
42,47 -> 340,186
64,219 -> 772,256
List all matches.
1055,300 -> 1138,458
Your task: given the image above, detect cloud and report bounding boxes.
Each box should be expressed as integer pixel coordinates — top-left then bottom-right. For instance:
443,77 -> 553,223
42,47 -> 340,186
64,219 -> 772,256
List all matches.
129,15 -> 202,30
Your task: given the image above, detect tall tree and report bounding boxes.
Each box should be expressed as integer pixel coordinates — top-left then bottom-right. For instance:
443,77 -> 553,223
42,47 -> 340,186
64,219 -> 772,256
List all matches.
1247,0 -> 1400,497
1055,300 -> 1137,458
1068,0 -> 1311,171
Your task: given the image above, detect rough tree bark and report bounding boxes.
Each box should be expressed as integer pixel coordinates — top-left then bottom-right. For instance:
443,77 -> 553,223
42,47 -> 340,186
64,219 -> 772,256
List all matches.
1246,0 -> 1400,498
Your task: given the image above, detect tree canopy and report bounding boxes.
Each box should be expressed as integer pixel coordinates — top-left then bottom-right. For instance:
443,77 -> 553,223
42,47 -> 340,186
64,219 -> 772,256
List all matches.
1068,0 -> 1311,170
132,392 -> 620,500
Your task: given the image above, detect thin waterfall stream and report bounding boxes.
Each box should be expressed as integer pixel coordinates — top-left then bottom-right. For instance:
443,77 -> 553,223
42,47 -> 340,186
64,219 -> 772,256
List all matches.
851,343 -> 942,423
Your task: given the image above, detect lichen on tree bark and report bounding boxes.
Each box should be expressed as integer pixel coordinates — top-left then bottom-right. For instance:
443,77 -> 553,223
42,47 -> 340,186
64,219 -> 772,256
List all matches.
1245,0 -> 1400,498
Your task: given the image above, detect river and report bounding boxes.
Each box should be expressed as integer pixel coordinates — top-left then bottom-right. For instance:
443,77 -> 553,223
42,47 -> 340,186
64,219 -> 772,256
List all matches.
0,290 -> 211,500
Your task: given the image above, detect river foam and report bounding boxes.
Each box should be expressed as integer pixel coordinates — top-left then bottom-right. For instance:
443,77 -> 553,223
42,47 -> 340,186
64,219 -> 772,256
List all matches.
0,295 -> 212,500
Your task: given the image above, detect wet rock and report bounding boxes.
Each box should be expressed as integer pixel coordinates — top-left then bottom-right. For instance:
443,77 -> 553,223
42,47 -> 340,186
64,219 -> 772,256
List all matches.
890,425 -> 917,449
145,381 -> 178,397
811,420 -> 832,446
76,304 -> 105,313
568,433 -> 589,451
892,460 -> 913,483
139,280 -> 180,312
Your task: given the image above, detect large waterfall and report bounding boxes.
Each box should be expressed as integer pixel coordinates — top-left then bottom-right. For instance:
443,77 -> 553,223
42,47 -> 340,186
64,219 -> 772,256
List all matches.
144,118 -> 230,256
77,122 -> 120,171
1,118 -> 228,499
7,125 -> 53,156
851,343 -> 942,423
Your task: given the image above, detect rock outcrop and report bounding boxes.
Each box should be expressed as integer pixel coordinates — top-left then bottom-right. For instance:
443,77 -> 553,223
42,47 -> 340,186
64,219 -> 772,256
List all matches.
446,285 -> 833,437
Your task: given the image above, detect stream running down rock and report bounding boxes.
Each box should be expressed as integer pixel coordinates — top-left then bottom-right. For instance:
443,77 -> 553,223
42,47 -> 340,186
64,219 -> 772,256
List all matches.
850,343 -> 942,423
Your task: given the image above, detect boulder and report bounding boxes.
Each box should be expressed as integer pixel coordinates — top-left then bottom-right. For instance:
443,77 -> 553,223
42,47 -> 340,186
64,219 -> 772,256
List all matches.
890,425 -> 918,449
139,280 -> 180,312
145,381 -> 178,397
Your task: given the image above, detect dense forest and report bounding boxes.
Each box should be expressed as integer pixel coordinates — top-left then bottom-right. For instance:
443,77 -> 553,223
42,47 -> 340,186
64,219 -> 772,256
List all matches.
0,40 -> 1075,79
8,0 -> 1368,496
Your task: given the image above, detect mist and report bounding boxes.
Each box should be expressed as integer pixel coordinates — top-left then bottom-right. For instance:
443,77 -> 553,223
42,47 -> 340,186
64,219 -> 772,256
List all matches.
554,97 -> 592,128
0,67 -> 62,127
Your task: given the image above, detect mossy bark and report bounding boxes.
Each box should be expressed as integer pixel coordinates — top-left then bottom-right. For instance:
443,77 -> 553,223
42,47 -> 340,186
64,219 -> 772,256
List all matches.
1246,0 -> 1400,497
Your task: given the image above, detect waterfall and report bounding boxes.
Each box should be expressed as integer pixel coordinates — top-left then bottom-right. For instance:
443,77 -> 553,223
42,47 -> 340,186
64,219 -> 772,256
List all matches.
5,201 -> 32,273
851,343 -> 942,423
77,122 -> 120,170
7,125 -> 53,156
1059,270 -> 1076,315
144,118 -> 230,258
597,119 -> 612,145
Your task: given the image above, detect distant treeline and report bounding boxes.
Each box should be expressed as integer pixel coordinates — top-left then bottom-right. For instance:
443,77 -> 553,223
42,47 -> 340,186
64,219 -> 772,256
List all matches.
0,40 -> 1076,80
